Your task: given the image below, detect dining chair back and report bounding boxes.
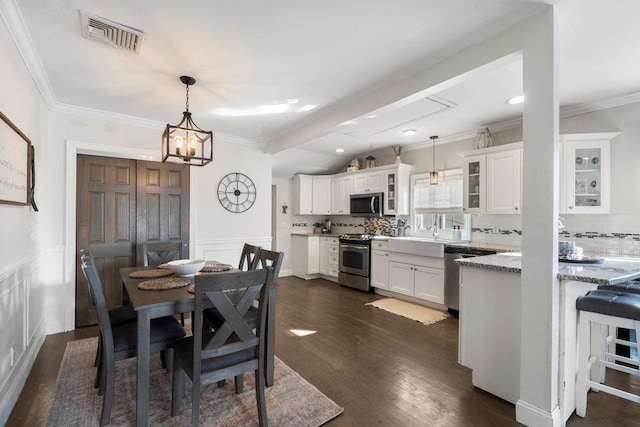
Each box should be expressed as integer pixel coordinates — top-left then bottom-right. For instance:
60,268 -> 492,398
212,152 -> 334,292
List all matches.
255,249 -> 284,282
142,242 -> 183,267
171,267 -> 274,426
239,243 -> 262,271
81,256 -> 185,426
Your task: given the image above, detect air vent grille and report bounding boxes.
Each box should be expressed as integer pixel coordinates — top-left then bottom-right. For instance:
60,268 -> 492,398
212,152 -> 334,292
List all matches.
80,10 -> 144,54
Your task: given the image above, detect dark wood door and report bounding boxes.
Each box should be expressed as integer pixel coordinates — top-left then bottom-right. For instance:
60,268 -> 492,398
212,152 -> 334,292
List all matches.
76,156 -> 137,327
76,156 -> 190,327
135,160 -> 189,263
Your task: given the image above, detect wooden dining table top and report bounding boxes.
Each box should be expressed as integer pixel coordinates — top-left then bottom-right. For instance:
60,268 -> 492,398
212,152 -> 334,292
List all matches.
120,264 -> 240,312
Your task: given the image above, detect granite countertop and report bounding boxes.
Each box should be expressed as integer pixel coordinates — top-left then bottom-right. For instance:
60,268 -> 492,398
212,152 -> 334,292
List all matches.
456,253 -> 640,285
444,242 -> 521,253
291,233 -> 343,237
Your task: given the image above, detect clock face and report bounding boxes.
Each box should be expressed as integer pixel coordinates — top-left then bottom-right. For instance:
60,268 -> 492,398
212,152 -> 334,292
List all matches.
217,172 -> 257,213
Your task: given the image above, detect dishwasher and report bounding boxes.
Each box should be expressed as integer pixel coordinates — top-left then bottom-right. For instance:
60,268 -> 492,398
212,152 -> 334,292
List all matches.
444,246 -> 497,316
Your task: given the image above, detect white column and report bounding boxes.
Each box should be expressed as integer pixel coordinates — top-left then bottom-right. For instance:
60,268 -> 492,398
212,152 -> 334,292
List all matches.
516,7 -> 561,426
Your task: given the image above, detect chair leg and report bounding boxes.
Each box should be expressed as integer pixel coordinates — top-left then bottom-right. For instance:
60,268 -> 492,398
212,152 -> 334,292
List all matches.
163,348 -> 174,373
171,363 -> 185,417
94,334 -> 102,368
217,379 -> 226,388
576,313 -> 591,417
100,359 -> 115,426
235,374 -> 244,393
255,368 -> 268,427
97,355 -> 107,396
191,375 -> 201,427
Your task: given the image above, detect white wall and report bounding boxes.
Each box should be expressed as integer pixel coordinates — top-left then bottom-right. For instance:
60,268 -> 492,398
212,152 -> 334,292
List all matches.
272,178 -> 293,275
0,15 -> 50,425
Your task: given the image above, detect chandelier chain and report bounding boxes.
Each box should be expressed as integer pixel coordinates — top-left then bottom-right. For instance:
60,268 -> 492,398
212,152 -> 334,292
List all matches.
185,84 -> 190,112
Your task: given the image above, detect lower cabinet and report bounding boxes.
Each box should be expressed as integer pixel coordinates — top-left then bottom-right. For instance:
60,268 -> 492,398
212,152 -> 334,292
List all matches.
320,237 -> 339,279
371,249 -> 390,289
292,235 -> 320,279
387,254 -> 444,304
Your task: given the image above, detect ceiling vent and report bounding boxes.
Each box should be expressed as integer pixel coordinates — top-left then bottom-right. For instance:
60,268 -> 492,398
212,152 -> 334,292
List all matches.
79,10 -> 144,54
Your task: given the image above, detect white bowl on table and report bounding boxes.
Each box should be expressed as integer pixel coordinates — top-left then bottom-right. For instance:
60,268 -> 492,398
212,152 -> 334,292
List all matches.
167,259 -> 205,277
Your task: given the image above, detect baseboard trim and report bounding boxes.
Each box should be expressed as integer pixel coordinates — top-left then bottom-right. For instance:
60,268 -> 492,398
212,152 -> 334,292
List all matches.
516,399 -> 562,427
0,321 -> 46,426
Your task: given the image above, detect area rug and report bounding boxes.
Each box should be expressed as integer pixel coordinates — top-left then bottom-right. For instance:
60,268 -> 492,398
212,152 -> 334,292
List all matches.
47,337 -> 343,426
366,298 -> 449,325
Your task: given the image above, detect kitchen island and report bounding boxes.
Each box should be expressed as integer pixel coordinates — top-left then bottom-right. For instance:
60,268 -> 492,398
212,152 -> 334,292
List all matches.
457,253 -> 640,423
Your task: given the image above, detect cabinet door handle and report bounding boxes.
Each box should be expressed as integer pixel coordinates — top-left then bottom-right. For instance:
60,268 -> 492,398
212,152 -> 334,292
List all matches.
515,207 -> 518,211
569,206 -> 573,209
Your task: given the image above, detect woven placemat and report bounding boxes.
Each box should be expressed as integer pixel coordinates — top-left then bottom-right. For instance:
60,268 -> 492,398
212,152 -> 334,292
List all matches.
187,284 -> 195,294
129,269 -> 174,278
138,277 -> 190,291
202,263 -> 233,272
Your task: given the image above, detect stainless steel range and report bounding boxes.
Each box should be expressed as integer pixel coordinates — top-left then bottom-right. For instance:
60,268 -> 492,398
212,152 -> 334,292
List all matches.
338,234 -> 374,291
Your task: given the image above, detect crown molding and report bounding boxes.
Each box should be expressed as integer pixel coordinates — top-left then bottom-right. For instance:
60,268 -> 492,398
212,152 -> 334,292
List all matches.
53,102 -> 165,130
559,90 -> 640,117
0,0 -> 57,109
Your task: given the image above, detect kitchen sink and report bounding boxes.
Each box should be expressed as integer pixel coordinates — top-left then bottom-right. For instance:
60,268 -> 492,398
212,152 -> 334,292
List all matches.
388,237 -> 445,258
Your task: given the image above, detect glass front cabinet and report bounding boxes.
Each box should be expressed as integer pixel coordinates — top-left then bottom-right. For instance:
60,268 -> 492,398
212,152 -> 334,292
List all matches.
462,156 -> 485,213
560,133 -> 617,214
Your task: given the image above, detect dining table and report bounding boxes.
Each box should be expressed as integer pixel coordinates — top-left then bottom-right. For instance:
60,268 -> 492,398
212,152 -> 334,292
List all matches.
119,263 -> 278,427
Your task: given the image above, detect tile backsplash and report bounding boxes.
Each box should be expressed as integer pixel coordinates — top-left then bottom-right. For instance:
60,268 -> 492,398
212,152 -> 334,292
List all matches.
291,214 -> 640,256
472,214 -> 640,256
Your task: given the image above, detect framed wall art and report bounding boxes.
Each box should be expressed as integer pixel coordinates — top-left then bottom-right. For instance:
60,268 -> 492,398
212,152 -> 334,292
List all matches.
0,111 -> 31,205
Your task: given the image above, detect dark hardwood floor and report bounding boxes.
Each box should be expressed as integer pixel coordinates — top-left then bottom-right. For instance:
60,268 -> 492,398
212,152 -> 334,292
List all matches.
8,276 -> 640,426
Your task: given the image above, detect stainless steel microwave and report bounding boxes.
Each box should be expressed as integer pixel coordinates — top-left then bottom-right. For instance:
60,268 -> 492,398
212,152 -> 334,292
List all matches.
350,193 -> 384,217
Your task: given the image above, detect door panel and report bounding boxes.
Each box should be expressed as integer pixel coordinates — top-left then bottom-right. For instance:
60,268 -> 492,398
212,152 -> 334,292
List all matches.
76,156 -> 190,327
76,156 -> 137,327
136,160 -> 189,264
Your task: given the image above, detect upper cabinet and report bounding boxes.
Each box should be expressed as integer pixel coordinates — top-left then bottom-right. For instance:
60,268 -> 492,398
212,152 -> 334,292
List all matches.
353,171 -> 383,193
331,175 -> 354,215
293,164 -> 412,216
560,133 -> 618,214
460,142 -> 523,214
292,174 -> 331,215
385,164 -> 412,215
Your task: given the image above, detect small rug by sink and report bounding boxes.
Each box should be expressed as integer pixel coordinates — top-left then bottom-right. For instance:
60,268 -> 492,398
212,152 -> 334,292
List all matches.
366,298 -> 449,325
47,337 -> 343,426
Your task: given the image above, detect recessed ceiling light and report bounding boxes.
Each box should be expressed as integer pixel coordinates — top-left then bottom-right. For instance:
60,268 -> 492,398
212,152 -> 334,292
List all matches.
365,114 -> 377,119
403,128 -> 417,136
335,148 -> 345,153
340,120 -> 357,126
507,95 -> 524,105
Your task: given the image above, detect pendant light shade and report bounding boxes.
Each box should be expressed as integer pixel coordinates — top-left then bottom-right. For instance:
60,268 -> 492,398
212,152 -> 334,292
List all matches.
430,135 -> 439,185
162,76 -> 213,166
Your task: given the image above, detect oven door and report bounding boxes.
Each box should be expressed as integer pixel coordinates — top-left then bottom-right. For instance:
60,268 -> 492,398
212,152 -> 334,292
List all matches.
339,243 -> 370,277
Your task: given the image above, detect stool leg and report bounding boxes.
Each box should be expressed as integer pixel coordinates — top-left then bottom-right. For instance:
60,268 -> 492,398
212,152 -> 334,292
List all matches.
594,323 -> 607,385
576,312 -> 590,417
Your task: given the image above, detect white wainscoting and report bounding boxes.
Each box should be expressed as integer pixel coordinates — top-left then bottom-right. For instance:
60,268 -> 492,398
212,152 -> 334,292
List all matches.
195,237 -> 273,270
0,254 -> 46,425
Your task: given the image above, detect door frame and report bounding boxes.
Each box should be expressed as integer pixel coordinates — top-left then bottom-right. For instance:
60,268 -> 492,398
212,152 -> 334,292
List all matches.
64,139 -> 197,331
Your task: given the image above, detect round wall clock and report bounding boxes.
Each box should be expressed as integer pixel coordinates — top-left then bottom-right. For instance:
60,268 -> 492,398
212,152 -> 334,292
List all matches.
217,172 -> 257,213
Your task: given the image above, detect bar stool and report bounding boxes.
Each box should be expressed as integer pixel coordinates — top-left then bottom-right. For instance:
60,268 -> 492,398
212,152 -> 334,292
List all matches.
575,289 -> 640,417
598,283 -> 640,366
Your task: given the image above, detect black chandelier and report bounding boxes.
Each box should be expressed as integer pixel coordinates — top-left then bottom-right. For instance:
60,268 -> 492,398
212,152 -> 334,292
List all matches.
162,76 -> 213,166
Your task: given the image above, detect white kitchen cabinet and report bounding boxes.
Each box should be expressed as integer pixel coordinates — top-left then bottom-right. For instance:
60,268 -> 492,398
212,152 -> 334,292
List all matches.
560,133 -> 617,214
292,174 -> 331,215
384,164 -> 412,215
388,252 -> 444,303
414,265 -> 445,303
292,235 -> 320,279
353,171 -> 383,194
312,176 -> 332,215
319,236 -> 339,279
331,175 -> 353,215
460,142 -> 523,214
371,240 -> 389,289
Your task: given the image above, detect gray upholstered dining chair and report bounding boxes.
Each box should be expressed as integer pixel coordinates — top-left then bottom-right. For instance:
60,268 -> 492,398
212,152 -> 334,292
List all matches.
80,254 -> 186,426
171,267 -> 274,426
142,242 -> 183,267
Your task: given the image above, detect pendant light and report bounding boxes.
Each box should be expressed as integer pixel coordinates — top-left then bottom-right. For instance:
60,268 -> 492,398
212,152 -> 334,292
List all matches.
430,135 -> 439,185
162,76 -> 213,166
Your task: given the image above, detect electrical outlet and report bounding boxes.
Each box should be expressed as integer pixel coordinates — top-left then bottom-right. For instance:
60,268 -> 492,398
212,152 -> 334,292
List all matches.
10,347 -> 15,367
492,225 -> 499,234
